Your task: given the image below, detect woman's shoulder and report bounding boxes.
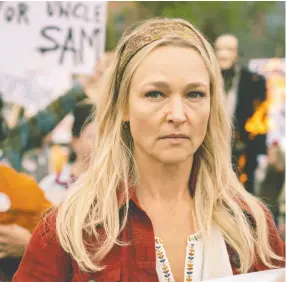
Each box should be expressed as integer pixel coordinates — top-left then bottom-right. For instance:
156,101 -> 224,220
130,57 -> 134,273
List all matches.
37,208 -> 58,236
13,209 -> 73,281
30,208 -> 72,254
18,208 -> 59,251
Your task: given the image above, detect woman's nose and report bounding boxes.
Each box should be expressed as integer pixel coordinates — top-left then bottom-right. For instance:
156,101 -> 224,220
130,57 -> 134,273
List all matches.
166,97 -> 187,124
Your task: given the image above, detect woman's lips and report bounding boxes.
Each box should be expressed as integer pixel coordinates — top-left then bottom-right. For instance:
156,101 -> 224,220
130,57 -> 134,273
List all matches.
160,135 -> 189,144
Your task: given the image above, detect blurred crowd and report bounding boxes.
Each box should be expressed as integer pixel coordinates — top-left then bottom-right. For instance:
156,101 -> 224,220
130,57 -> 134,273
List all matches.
0,32 -> 284,281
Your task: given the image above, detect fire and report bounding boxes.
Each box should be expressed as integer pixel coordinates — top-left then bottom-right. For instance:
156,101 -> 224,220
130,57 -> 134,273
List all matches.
245,58 -> 285,139
244,99 -> 271,139
245,71 -> 285,139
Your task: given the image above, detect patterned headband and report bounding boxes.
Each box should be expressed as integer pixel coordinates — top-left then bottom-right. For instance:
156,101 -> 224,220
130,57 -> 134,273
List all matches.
113,21 -> 204,101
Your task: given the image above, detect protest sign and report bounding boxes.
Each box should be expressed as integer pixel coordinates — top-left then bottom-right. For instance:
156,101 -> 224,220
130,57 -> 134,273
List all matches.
0,1 -> 107,75
0,69 -> 71,113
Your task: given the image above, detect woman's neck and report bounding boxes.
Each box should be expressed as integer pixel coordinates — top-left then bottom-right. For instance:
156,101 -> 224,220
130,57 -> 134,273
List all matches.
135,154 -> 194,204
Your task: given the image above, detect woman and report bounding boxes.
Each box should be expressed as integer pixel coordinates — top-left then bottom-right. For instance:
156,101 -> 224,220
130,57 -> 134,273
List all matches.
14,18 -> 284,282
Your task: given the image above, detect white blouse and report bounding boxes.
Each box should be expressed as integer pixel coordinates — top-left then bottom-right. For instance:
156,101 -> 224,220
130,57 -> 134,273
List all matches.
156,232 -> 203,282
155,222 -> 234,282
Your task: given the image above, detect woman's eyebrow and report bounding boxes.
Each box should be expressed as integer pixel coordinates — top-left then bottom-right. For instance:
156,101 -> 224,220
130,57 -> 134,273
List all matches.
140,80 -> 208,91
140,80 -> 170,89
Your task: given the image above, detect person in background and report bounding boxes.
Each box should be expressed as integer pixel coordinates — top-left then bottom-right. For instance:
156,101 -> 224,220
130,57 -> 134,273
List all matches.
257,141 -> 285,227
214,34 -> 267,195
40,103 -> 94,205
0,114 -> 51,280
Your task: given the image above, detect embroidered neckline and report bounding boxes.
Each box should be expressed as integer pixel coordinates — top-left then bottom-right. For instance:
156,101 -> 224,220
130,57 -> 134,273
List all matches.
155,232 -> 202,282
187,232 -> 201,245
155,237 -> 174,281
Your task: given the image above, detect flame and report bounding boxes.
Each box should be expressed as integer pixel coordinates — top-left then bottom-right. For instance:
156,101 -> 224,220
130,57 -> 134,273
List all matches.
246,58 -> 285,139
244,99 -> 271,139
240,58 -> 285,186
238,154 -> 248,184
245,71 -> 285,139
238,154 -> 246,168
239,173 -> 248,184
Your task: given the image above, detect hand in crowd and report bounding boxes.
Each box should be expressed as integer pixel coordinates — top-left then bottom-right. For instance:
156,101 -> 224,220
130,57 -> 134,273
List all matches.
0,224 -> 31,258
79,51 -> 115,101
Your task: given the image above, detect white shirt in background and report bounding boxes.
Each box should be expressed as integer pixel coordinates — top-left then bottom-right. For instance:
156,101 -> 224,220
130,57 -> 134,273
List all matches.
39,164 -> 73,205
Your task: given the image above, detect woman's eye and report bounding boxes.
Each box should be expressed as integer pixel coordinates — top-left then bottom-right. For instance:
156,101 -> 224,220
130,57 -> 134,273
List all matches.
187,91 -> 205,99
145,91 -> 164,99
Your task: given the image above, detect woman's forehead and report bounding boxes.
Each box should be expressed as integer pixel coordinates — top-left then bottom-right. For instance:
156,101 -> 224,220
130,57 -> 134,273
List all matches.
130,45 -> 210,88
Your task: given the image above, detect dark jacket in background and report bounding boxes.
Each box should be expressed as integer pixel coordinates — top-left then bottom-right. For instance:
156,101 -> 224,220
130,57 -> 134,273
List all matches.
231,68 -> 267,194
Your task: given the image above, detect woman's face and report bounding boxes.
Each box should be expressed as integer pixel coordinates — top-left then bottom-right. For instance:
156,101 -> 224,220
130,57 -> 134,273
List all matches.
214,35 -> 238,70
128,45 -> 211,164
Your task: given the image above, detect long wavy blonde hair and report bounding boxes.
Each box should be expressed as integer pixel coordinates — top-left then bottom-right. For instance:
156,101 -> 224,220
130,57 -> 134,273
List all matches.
56,18 -> 283,273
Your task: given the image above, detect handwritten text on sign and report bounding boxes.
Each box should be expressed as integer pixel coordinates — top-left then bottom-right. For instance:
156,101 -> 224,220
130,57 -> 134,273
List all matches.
0,1 -> 107,74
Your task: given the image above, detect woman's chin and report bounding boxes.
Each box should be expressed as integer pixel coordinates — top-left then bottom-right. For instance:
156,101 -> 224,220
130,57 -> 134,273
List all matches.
155,151 -> 193,165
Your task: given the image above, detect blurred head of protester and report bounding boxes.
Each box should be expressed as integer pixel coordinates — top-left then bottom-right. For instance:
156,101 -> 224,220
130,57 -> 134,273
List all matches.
214,34 -> 238,70
39,103 -> 94,205
214,34 -> 239,93
15,18 -> 284,281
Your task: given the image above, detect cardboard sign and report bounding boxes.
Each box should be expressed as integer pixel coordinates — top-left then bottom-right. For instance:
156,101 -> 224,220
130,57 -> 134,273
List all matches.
0,1 -> 107,75
0,69 -> 71,113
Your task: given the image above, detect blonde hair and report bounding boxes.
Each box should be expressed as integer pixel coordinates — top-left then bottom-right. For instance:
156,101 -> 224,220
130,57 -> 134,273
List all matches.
56,18 -> 283,273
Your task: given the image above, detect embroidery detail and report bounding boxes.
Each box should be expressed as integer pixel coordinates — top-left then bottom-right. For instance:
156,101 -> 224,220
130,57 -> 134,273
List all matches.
155,237 -> 174,282
155,233 -> 201,282
185,234 -> 200,282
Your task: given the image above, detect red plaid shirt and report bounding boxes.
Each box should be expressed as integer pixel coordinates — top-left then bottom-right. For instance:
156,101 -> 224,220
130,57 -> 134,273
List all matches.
13,191 -> 285,282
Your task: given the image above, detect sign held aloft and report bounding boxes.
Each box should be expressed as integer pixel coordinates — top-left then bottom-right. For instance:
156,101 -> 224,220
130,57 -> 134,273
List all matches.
0,1 -> 107,75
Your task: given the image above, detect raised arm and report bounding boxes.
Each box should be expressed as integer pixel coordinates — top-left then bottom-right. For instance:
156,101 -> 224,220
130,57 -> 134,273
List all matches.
0,84 -> 86,170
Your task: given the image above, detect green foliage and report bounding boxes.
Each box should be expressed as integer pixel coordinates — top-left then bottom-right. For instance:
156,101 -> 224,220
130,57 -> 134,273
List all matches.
105,19 -> 118,51
134,1 -> 284,60
106,1 -> 285,61
136,1 -> 274,39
